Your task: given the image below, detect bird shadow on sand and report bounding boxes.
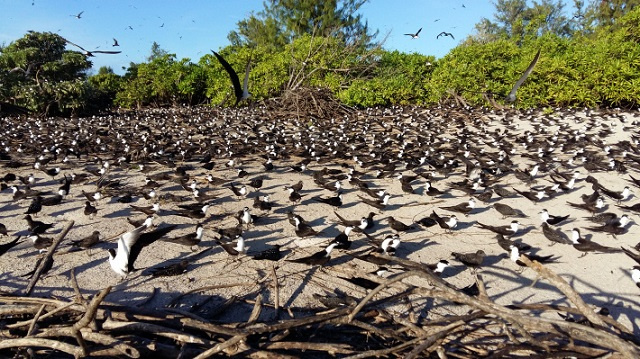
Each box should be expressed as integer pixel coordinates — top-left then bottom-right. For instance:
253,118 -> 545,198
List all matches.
455,220 -> 477,231
0,202 -> 21,213
511,225 -> 538,238
470,207 -> 492,215
283,265 -> 319,308
108,196 -> 141,205
396,239 -> 436,257
103,207 -> 134,219
137,248 -> 216,277
244,228 -> 284,241
48,205 -> 82,217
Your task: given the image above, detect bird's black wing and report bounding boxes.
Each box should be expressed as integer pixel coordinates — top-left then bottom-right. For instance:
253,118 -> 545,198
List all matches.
437,32 -> 444,39
128,225 -> 177,272
0,236 -> 22,256
507,49 -> 541,102
415,28 -> 422,36
212,51 -> 242,103
91,50 -> 122,55
61,37 -> 88,52
622,247 -> 640,265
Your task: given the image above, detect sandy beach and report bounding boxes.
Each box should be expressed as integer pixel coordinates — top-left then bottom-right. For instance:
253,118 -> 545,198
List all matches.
1,105 -> 640,355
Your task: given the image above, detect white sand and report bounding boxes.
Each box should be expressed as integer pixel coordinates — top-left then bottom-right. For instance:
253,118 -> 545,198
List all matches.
0,107 -> 639,331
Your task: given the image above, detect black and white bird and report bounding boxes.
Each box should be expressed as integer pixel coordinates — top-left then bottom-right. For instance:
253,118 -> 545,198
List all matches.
539,209 -> 569,226
331,226 -> 354,249
238,206 -> 259,226
217,234 -> 247,256
314,192 -> 343,207
427,259 -> 450,276
25,215 -> 53,234
229,183 -> 248,197
131,203 -> 160,216
163,223 -> 204,248
570,228 -> 621,256
293,216 -> 320,238
436,31 -> 455,40
477,221 -> 520,237
107,217 -> 153,278
430,211 -> 458,231
84,201 -> 98,217
404,28 -> 422,39
212,50 -> 251,106
378,234 -> 401,255
509,245 -> 557,267
440,198 -> 475,216
288,243 -> 339,266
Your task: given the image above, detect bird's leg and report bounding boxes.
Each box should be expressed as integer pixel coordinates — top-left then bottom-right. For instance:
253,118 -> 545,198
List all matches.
579,252 -> 588,258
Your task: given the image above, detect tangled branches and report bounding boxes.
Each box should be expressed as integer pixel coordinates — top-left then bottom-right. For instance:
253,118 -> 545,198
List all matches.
1,254 -> 639,358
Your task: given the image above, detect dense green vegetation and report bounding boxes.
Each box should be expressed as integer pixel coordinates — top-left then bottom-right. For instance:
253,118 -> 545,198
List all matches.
1,0 -> 639,115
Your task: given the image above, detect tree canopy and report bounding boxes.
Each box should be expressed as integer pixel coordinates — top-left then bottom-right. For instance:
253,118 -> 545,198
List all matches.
227,0 -> 376,50
1,0 -> 639,114
0,31 -> 92,115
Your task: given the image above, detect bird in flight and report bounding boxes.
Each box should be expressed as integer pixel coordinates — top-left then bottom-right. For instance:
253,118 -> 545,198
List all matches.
71,11 -> 84,19
506,49 -> 541,102
212,50 -> 251,106
404,28 -> 422,39
63,37 -> 121,57
437,32 -> 455,40
112,38 -> 119,47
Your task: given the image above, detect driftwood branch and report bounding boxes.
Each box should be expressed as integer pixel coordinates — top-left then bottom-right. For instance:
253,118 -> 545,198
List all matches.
193,335 -> 247,359
0,338 -> 81,356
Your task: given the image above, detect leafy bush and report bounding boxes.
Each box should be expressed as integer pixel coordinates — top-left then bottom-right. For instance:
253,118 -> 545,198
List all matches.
115,54 -> 206,108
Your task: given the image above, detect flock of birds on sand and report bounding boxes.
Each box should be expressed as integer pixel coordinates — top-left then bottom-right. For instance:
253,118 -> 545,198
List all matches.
2,7 -> 640,315
1,103 -> 640,310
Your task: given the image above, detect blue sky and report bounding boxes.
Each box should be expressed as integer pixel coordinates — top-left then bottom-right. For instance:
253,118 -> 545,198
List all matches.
0,1 -> 498,74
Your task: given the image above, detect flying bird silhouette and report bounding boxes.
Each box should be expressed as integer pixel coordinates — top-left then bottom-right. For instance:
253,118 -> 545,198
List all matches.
436,32 -> 455,40
71,11 -> 84,19
112,38 -> 119,47
404,28 -> 422,39
212,50 -> 251,106
63,37 -> 121,57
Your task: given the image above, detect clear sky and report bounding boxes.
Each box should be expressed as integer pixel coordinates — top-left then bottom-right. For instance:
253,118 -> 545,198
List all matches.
0,1 -> 499,75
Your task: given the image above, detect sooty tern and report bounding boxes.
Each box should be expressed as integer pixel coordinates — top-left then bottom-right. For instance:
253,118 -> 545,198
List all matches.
212,50 -> 251,106
404,28 -> 422,39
